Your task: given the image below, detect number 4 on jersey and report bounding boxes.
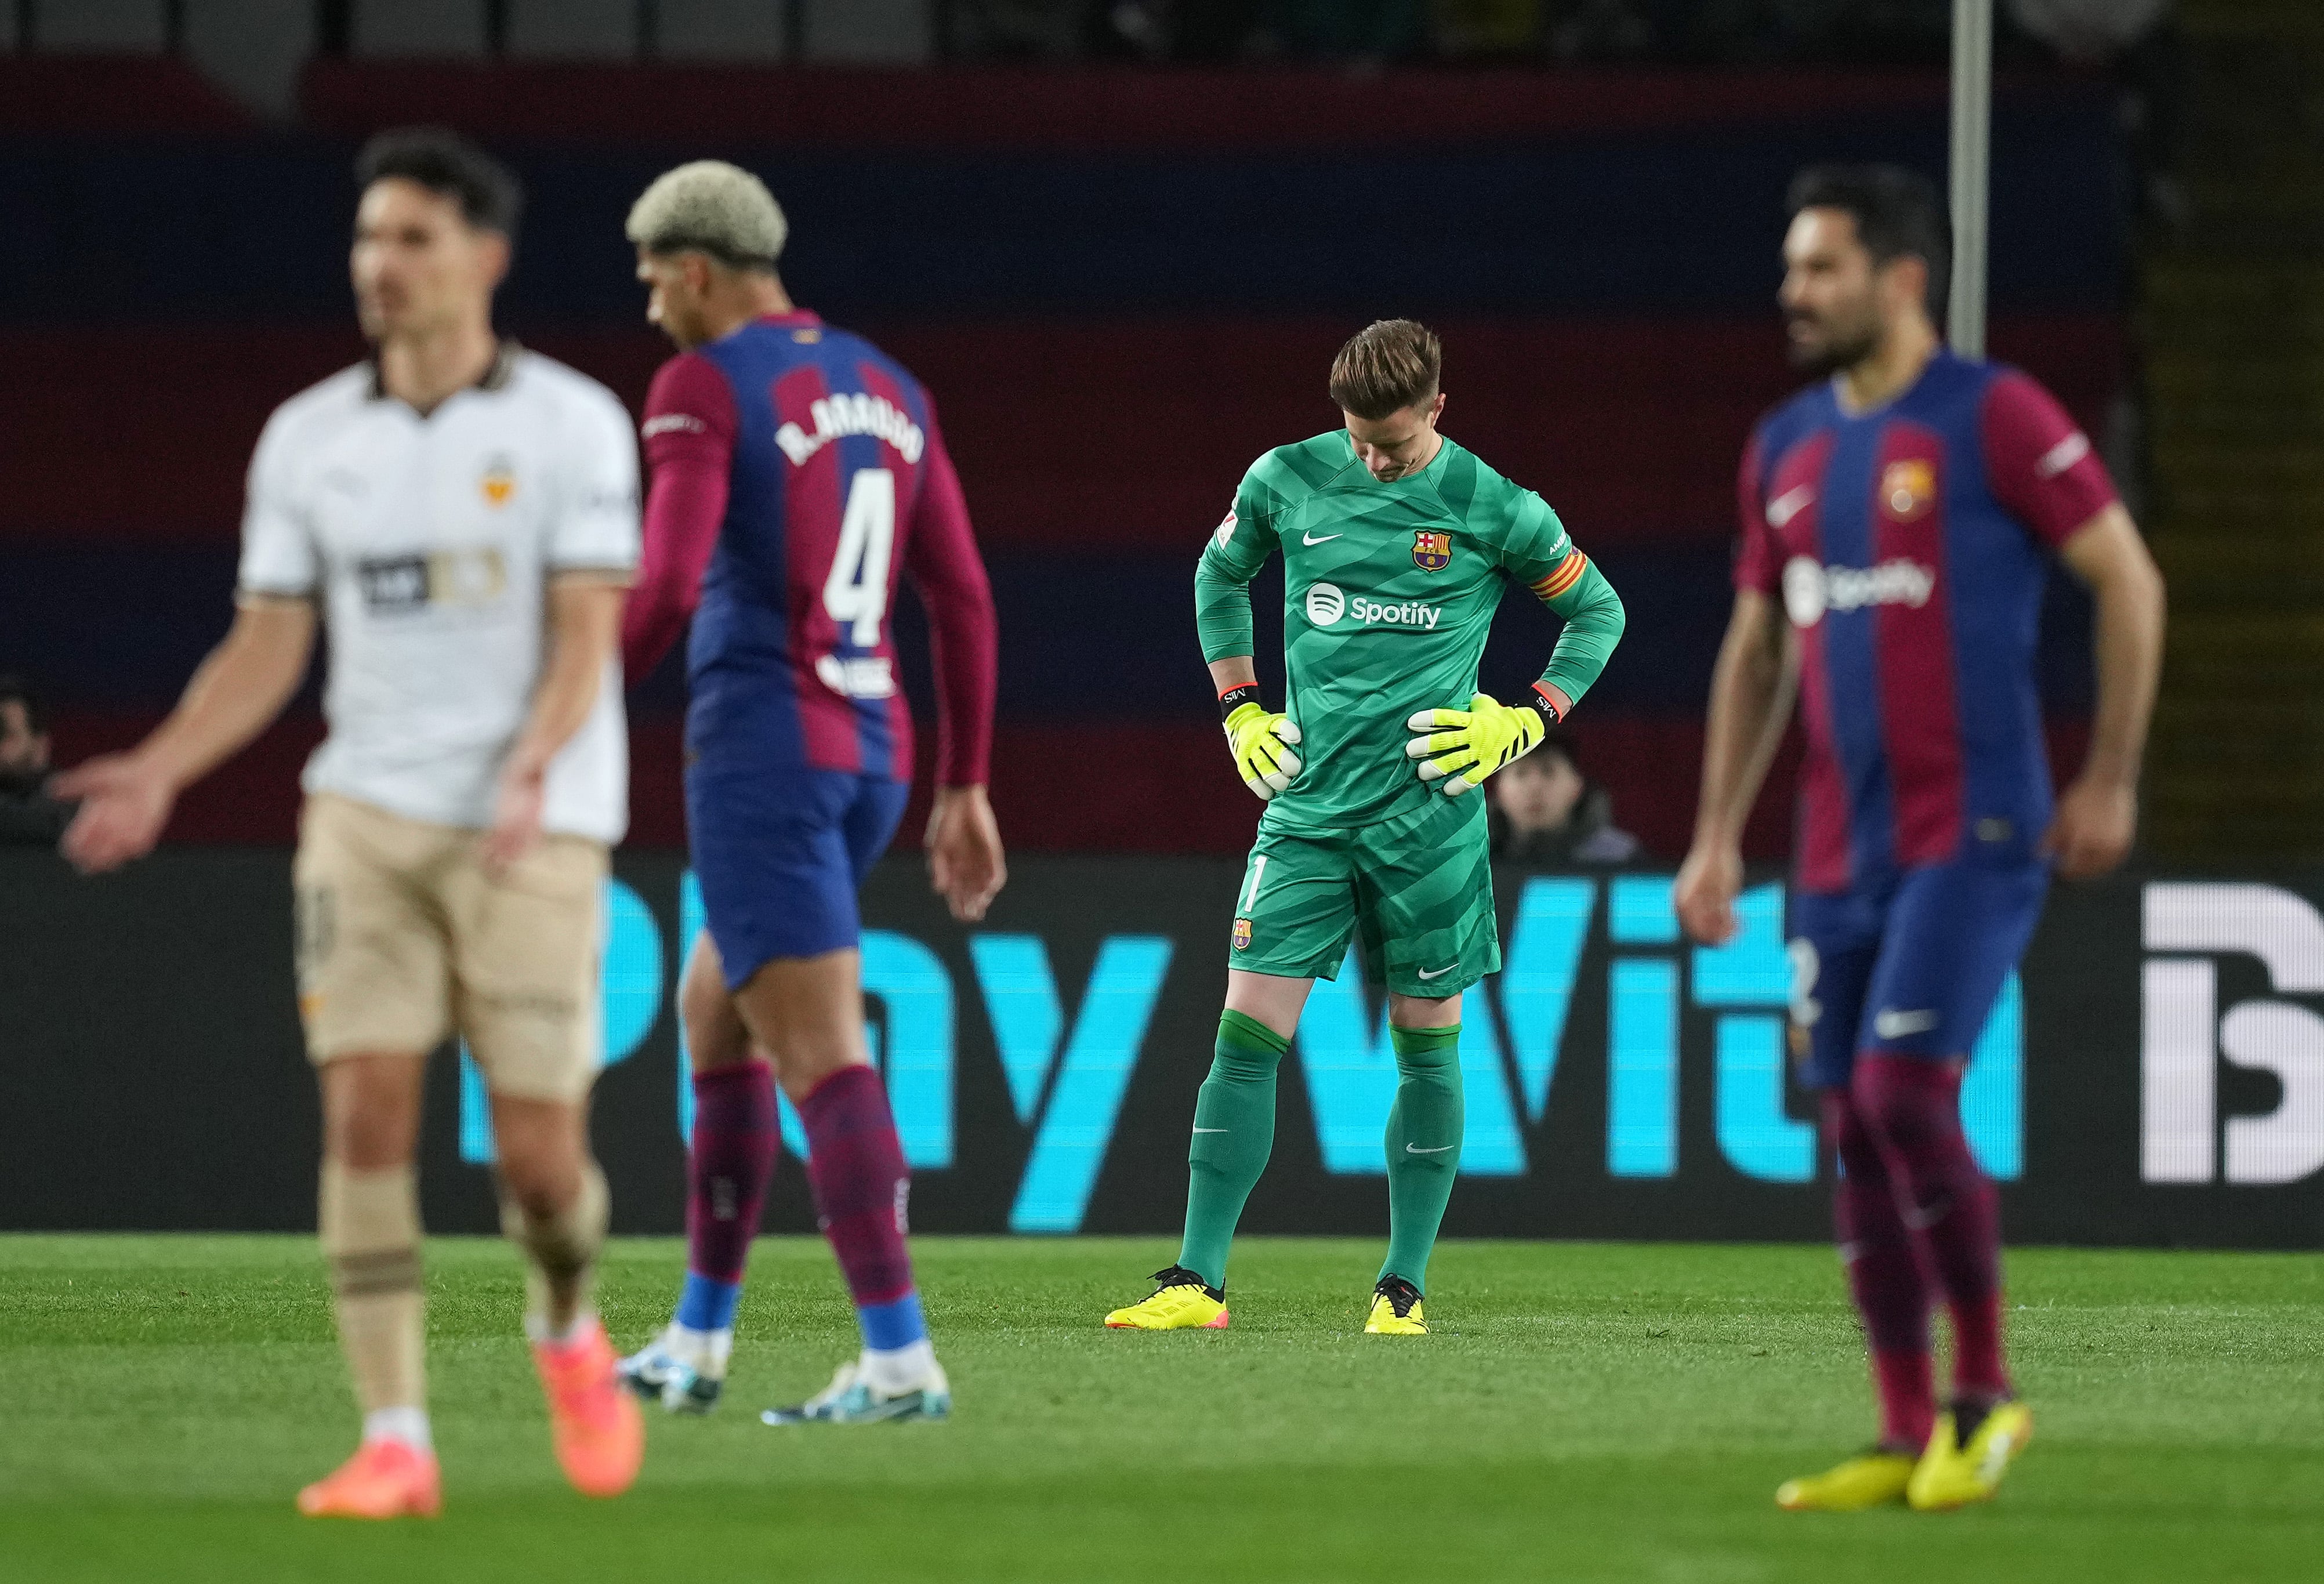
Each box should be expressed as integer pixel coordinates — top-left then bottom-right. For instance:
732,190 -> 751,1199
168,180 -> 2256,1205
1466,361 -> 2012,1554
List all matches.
824,467 -> 895,647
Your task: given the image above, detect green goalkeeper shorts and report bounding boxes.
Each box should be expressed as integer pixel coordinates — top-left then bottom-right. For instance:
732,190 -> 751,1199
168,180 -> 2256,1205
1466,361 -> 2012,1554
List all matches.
1227,791 -> 1500,998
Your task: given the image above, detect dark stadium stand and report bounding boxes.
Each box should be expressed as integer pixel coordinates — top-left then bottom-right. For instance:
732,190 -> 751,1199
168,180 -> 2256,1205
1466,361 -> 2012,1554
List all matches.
0,60 -> 2129,858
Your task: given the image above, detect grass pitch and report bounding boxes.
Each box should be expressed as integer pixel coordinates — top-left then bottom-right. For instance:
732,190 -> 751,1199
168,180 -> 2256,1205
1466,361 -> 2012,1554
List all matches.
1,1236 -> 2319,1582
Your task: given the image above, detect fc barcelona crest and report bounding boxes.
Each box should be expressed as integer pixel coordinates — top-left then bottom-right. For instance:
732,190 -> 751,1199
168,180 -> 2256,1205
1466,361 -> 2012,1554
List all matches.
1232,917 -> 1253,951
1881,459 -> 1936,522
1412,531 -> 1452,572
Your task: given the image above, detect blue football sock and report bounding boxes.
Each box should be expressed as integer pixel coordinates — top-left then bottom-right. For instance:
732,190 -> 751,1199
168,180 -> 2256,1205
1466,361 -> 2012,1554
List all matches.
857,1291 -> 927,1353
676,1270 -> 742,1334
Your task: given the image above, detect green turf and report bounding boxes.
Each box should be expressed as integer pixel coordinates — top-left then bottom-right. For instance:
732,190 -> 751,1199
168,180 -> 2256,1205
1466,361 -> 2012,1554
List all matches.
1,1235 -> 2318,1582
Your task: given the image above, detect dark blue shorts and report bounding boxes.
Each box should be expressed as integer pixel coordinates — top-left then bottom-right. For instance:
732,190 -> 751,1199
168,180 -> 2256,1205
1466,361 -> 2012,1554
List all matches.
1788,856 -> 2049,1090
686,764 -> 909,991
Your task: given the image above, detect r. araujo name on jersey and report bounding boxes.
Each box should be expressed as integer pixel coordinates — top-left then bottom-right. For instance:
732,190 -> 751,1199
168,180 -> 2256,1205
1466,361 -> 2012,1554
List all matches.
774,392 -> 926,467
643,309 -> 993,787
1199,430 -> 1579,832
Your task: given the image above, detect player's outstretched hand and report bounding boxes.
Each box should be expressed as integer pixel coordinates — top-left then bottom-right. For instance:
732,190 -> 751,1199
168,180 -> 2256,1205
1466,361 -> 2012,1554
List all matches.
53,752 -> 176,876
2043,773 -> 2137,881
927,784 -> 1006,923
1405,692 -> 1545,796
1223,702 -> 1301,801
1674,842 -> 1744,945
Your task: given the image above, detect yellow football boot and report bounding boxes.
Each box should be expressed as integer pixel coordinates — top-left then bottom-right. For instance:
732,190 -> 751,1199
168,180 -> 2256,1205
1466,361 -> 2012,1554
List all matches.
1775,1449 -> 1916,1512
1104,1266 -> 1229,1330
1906,1401 -> 2033,1511
1364,1275 -> 1426,1335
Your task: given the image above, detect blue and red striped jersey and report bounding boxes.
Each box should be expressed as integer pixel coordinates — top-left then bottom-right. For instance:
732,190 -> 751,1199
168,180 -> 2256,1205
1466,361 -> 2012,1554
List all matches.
1735,351 -> 2119,894
623,310 -> 996,786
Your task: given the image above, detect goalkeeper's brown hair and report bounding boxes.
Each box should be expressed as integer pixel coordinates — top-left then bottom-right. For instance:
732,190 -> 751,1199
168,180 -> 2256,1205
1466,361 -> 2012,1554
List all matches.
1328,319 -> 1441,421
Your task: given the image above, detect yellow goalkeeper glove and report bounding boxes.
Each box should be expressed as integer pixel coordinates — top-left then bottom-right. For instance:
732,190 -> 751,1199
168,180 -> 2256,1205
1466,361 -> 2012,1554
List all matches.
1405,691 -> 1551,796
1222,698 -> 1302,801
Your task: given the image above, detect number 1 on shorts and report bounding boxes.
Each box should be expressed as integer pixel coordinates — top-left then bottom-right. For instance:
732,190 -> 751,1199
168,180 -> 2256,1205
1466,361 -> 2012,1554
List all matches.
1239,854 -> 1268,915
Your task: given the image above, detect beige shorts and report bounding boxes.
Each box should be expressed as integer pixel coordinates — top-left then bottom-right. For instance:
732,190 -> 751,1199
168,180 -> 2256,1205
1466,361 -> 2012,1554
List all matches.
292,792 -> 608,1101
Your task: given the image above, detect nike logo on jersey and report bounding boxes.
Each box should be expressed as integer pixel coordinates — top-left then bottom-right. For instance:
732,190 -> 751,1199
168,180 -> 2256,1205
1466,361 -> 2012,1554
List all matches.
815,653 -> 897,699
1405,1143 -> 1456,1155
1415,965 -> 1456,981
1767,484 -> 1817,528
1873,1008 -> 1940,1040
1302,531 -> 1343,545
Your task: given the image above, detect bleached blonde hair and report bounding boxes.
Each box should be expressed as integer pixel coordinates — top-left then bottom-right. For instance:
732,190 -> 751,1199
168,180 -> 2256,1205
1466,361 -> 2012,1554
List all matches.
625,160 -> 787,271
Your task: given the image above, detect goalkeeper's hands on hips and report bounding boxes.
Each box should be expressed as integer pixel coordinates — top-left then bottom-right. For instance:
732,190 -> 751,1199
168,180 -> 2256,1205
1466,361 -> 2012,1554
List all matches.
1406,691 -> 1554,796
1222,699 -> 1302,800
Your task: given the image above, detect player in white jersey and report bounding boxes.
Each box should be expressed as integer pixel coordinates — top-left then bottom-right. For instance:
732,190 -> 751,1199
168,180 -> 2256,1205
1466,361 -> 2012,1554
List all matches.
57,129 -> 645,1517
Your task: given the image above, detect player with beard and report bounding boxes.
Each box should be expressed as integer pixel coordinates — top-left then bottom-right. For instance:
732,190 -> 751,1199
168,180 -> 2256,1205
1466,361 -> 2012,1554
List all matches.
1674,165 -> 2165,1511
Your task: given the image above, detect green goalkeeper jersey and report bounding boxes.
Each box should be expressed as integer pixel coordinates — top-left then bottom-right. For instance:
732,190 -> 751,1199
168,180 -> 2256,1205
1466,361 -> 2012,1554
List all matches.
1195,429 -> 1625,835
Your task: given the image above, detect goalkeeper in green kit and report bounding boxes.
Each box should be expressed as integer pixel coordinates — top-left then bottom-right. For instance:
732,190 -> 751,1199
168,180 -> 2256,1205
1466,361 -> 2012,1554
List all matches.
1104,320 -> 1626,1336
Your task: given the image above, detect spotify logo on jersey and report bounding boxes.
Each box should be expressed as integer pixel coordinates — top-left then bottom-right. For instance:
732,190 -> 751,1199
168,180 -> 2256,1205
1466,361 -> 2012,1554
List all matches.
1306,582 -> 1347,625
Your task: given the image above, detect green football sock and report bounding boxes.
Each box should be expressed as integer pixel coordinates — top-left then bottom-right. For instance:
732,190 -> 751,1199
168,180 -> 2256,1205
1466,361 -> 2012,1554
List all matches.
1379,1023 -> 1464,1295
1176,1009 -> 1289,1291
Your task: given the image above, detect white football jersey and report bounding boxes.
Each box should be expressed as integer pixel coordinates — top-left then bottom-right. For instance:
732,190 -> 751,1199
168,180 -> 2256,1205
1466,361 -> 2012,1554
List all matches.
237,345 -> 640,843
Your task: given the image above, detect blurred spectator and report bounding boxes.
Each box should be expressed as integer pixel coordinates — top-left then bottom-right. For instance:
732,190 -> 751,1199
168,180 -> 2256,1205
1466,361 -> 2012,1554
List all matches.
2007,0 -> 2169,61
1489,728 -> 1640,865
0,675 -> 72,847
2006,0 -> 2184,230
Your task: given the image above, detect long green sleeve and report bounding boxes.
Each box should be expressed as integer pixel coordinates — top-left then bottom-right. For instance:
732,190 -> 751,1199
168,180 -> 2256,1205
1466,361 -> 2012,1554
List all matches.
1195,546 -> 1259,663
1537,557 -> 1624,712
1194,463 -> 1284,663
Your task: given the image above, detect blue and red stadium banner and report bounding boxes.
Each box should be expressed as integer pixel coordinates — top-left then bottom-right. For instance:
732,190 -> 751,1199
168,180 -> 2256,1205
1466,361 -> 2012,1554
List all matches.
1,64 -> 2130,862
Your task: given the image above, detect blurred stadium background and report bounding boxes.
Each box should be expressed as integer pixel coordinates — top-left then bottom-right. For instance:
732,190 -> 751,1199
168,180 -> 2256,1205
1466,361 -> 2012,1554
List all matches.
6,4 -> 2324,1581
5,0 -> 2321,1212
3,0 -> 2184,861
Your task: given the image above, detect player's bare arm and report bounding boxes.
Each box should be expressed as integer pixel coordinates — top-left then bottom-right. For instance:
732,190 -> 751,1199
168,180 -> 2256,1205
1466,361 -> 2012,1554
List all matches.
1676,588 -> 1799,945
55,596 -> 316,875
2044,503 -> 2165,881
484,575 -> 626,872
